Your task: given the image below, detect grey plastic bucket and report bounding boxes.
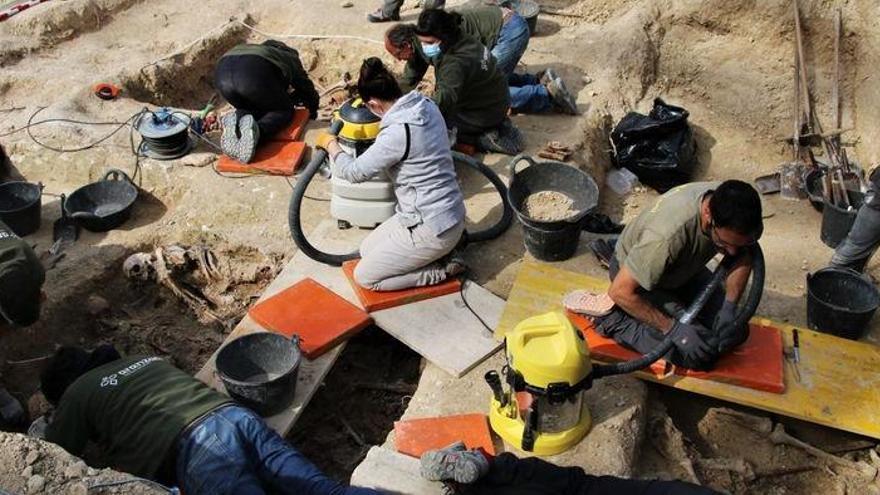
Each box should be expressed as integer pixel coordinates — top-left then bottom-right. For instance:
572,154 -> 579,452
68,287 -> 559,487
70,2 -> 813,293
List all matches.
216,333 -> 302,415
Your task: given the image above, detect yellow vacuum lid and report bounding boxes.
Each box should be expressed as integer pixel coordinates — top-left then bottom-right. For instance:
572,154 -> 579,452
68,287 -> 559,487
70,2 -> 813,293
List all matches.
507,312 -> 592,389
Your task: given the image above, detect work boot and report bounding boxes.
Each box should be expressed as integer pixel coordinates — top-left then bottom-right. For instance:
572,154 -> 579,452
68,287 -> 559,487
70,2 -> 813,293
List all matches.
236,114 -> 260,164
547,76 -> 579,115
420,442 -> 489,484
367,8 -> 400,22
539,67 -> 560,86
220,112 -> 240,159
477,118 -> 524,155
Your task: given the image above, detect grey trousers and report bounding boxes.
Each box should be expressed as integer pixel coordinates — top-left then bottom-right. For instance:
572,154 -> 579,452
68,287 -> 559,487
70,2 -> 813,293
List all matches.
831,202 -> 880,271
593,258 -> 733,370
354,216 -> 464,291
381,0 -> 445,16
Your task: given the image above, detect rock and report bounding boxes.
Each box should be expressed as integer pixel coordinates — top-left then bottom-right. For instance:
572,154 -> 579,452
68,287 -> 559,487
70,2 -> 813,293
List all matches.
22,465 -> 33,478
27,474 -> 45,494
86,468 -> 98,476
85,295 -> 111,316
26,449 -> 40,465
341,1 -> 354,6
67,482 -> 89,495
27,392 -> 51,420
64,461 -> 87,479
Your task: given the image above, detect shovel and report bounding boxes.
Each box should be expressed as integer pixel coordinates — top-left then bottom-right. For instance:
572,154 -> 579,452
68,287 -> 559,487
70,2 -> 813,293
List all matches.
52,194 -> 78,247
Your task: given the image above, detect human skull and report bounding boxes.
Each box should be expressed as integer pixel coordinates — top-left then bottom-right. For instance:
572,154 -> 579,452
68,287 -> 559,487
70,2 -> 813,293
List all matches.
123,252 -> 157,281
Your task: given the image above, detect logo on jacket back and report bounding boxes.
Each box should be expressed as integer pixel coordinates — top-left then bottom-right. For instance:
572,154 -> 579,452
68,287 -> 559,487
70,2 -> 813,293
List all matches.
99,356 -> 161,388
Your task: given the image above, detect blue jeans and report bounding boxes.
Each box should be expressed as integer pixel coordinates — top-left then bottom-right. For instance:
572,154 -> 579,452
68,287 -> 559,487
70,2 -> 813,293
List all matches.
508,73 -> 552,113
177,405 -> 380,495
491,14 -> 530,77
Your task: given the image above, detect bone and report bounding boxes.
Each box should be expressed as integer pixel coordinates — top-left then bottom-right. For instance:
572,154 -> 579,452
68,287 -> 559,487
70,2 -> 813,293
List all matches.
769,423 -> 878,479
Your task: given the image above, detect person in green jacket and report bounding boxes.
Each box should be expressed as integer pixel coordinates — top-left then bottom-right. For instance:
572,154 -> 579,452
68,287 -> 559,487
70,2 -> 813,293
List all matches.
214,40 -> 320,163
387,9 -> 523,154
0,219 -> 45,327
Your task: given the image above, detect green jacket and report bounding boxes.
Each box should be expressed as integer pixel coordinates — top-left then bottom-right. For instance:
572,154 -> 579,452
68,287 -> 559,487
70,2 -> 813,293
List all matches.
46,356 -> 232,479
222,41 -> 320,115
0,220 -> 44,326
400,34 -> 509,130
456,5 -> 504,50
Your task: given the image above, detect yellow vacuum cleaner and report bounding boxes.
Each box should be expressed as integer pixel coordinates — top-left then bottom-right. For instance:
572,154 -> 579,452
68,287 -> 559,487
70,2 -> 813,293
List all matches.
485,312 -> 593,456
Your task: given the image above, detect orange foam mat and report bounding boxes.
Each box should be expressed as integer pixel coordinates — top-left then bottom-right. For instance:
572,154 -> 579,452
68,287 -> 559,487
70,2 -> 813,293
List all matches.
567,312 -> 784,393
394,413 -> 496,458
566,312 -> 671,378
217,140 -> 307,176
271,108 -> 310,142
248,278 -> 372,359
341,260 -> 462,312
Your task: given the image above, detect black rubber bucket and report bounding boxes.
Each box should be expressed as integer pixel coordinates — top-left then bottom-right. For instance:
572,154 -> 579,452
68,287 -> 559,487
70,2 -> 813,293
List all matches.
507,155 -> 599,261
515,0 -> 540,35
0,181 -> 42,237
807,267 -> 879,340
216,333 -> 302,416
820,189 -> 864,248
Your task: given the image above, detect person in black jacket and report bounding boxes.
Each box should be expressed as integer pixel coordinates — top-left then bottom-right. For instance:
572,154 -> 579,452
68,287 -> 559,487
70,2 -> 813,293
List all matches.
214,40 -> 320,163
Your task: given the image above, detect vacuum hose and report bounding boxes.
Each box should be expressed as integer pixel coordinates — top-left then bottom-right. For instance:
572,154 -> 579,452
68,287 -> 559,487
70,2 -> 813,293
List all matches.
288,121 -> 514,266
591,244 -> 765,378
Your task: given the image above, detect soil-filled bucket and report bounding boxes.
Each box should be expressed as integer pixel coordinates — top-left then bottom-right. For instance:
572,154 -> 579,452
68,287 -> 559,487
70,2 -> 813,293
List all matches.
216,333 -> 302,415
807,267 -> 879,340
820,189 -> 864,248
507,155 -> 599,261
515,0 -> 540,34
0,181 -> 42,237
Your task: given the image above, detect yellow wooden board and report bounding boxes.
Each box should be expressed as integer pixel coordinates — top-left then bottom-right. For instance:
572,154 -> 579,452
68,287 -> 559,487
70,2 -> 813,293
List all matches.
497,260 -> 880,440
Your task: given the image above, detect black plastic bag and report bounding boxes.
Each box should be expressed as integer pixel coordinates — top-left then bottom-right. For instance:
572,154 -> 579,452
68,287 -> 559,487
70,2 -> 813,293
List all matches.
610,98 -> 697,193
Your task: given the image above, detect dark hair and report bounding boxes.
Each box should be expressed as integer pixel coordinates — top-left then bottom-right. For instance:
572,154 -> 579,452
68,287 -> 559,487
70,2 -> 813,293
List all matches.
386,23 -> 416,49
415,9 -> 462,47
41,345 -> 121,405
358,57 -> 403,103
709,180 -> 763,238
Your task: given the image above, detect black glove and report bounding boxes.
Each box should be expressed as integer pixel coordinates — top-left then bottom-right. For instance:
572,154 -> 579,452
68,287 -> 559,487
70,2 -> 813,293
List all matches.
712,300 -> 737,331
669,320 -> 715,364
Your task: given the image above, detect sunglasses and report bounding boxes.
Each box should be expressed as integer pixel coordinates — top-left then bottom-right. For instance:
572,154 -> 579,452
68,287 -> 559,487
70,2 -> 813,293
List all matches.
709,220 -> 758,251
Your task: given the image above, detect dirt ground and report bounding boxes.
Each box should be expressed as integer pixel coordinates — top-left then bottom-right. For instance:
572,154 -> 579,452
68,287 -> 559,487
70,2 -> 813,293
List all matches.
2,0 -> 880,493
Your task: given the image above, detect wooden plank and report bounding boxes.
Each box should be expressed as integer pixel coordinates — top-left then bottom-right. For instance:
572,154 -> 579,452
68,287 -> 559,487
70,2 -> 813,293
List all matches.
498,261 -> 880,440
350,447 -> 445,495
196,220 -> 366,435
371,280 -> 504,377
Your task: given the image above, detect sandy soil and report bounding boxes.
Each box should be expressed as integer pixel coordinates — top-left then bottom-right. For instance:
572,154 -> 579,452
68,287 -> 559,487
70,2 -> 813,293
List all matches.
2,0 -> 880,492
523,190 -> 578,221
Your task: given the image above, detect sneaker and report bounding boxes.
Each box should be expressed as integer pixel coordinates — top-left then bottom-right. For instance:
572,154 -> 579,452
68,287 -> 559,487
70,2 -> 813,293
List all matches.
588,238 -> 616,269
220,112 -> 240,159
477,118 -> 524,155
444,250 -> 467,277
420,442 -> 489,484
547,77 -> 579,115
236,114 -> 260,163
539,67 -> 560,86
367,8 -> 400,22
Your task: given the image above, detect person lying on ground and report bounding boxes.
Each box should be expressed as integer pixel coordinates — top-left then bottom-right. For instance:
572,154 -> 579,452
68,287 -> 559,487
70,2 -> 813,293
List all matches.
420,442 -> 720,494
580,181 -> 763,370
384,9 -> 523,155
386,5 -> 578,115
317,58 -> 466,292
0,219 -> 45,328
40,345 -> 380,495
830,167 -> 880,272
367,0 -> 445,23
214,40 -> 320,163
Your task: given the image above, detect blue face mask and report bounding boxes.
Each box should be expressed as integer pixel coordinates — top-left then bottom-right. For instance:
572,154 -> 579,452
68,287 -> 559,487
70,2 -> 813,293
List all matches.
421,42 -> 441,59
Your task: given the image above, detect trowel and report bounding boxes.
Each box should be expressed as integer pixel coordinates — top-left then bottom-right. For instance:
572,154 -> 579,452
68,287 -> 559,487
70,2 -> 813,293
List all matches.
50,193 -> 78,256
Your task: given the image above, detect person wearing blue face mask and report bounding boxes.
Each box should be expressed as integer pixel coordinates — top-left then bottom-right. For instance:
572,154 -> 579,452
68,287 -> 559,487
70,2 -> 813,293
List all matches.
385,9 -> 523,155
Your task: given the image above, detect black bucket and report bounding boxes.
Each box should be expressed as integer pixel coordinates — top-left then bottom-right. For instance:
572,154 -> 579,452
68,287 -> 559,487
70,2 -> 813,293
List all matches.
515,0 -> 540,35
507,155 -> 599,261
0,181 -> 42,237
807,267 -> 879,340
820,189 -> 864,248
216,333 -> 302,416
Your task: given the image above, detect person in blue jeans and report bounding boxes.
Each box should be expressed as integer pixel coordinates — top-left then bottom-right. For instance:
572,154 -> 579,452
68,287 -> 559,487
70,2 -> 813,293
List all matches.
385,5 -> 578,116
40,346 -> 379,495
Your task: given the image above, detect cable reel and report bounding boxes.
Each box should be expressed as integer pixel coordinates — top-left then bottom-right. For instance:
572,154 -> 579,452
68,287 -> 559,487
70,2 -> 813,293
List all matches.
134,108 -> 193,160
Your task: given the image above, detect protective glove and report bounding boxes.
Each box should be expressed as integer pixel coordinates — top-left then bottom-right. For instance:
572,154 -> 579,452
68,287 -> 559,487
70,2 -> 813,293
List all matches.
669,320 -> 715,364
712,300 -> 737,331
314,131 -> 337,151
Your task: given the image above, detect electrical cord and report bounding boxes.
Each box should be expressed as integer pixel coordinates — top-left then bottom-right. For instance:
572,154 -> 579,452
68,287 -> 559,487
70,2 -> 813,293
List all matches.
284,176 -> 331,202
87,477 -> 179,494
459,277 -> 493,335
24,106 -> 141,153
